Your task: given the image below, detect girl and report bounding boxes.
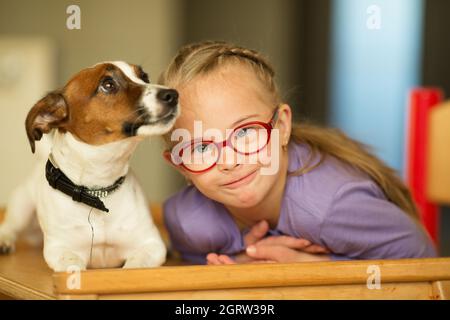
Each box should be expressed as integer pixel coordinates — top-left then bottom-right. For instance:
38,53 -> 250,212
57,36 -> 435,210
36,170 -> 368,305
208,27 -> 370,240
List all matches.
159,41 -> 436,265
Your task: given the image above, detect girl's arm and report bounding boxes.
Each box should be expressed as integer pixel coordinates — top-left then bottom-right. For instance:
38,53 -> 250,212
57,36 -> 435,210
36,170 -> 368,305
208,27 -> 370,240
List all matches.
163,191 -> 246,265
320,180 -> 437,260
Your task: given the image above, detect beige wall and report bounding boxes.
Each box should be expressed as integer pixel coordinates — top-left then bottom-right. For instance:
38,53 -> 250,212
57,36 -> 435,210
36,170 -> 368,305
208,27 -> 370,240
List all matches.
0,36 -> 56,204
0,0 -> 185,204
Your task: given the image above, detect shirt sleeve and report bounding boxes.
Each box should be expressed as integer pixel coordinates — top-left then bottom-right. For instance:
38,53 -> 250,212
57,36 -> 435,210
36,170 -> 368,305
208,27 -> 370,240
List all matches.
164,202 -> 206,264
320,180 -> 437,260
163,190 -> 245,264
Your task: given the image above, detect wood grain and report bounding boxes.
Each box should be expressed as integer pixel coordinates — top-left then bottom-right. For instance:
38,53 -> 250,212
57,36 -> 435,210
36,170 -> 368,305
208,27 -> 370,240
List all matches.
95,282 -> 435,300
432,280 -> 450,300
0,245 -> 56,300
53,257 -> 450,296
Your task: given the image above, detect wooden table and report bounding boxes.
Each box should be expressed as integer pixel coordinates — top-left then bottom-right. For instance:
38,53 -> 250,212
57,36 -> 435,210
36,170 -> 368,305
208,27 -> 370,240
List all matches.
1,208 -> 450,300
1,244 -> 450,300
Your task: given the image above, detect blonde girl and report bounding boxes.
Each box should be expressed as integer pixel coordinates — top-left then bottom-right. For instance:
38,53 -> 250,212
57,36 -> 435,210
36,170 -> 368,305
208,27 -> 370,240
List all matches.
159,41 -> 436,265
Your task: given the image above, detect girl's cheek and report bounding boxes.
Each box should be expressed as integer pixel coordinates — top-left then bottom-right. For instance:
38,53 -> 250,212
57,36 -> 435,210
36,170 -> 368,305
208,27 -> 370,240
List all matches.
257,139 -> 282,175
246,152 -> 261,166
258,148 -> 272,166
189,171 -> 218,190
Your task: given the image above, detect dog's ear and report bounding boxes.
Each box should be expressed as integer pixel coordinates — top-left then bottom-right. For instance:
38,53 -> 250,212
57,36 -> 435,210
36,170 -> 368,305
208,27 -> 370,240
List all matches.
25,91 -> 68,153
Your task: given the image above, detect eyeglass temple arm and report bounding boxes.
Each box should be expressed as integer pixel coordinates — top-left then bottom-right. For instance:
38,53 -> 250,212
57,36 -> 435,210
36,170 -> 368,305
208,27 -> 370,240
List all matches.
270,106 -> 280,126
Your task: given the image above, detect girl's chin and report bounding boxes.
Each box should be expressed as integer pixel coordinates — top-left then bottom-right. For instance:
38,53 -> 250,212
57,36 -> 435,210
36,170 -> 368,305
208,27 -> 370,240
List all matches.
219,171 -> 272,207
225,189 -> 263,208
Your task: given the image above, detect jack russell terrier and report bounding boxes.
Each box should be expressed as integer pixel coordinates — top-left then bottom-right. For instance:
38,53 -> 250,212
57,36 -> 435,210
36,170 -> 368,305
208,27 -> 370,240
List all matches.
0,61 -> 179,271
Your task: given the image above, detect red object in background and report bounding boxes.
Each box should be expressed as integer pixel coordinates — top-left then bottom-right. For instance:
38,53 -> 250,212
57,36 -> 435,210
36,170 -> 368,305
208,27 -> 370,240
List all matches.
405,88 -> 443,247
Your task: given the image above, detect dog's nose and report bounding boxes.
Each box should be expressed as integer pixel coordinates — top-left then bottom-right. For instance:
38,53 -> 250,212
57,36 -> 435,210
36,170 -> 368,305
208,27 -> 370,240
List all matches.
157,89 -> 178,108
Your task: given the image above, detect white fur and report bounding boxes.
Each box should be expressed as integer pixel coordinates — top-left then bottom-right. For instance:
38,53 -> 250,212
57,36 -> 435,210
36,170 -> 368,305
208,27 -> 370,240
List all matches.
110,61 -> 148,85
0,131 -> 167,271
110,61 -> 180,124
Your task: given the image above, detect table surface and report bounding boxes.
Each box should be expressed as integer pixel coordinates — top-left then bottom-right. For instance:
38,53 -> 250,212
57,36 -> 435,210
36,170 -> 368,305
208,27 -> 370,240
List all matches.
1,208 -> 450,300
0,241 -> 189,299
0,242 -> 55,299
0,205 -> 183,299
2,244 -> 450,300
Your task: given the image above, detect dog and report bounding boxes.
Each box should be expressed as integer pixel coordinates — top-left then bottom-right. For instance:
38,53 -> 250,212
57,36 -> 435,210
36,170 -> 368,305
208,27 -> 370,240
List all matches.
0,61 -> 179,272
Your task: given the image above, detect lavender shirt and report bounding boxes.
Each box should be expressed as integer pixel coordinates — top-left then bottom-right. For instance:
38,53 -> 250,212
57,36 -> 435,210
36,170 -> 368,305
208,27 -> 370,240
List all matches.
163,142 -> 437,264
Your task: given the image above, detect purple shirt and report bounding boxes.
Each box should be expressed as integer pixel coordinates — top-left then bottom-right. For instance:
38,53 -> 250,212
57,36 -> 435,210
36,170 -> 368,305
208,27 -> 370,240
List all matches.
163,142 -> 437,264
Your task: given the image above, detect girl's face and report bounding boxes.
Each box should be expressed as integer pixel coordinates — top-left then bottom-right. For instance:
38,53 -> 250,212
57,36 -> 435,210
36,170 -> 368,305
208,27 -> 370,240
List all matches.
167,63 -> 292,208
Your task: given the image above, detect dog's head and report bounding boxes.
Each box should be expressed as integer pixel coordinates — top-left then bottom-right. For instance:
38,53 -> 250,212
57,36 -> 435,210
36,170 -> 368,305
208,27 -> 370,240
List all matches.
25,61 -> 180,153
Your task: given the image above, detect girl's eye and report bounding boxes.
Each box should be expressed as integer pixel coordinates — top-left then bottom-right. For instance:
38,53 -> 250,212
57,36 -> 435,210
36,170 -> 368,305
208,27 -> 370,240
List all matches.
235,126 -> 257,138
192,143 -> 211,154
100,77 -> 118,94
236,128 -> 250,138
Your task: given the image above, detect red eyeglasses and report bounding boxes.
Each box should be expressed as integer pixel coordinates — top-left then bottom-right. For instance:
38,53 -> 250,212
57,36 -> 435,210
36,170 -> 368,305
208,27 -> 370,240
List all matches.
170,107 -> 279,173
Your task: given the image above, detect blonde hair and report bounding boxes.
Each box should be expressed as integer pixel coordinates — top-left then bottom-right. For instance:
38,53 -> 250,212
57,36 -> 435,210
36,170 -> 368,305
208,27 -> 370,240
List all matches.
159,40 -> 420,221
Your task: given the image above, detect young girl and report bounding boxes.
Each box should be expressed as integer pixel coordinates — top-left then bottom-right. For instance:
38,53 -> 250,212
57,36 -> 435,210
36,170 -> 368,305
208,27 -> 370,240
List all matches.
159,41 -> 436,265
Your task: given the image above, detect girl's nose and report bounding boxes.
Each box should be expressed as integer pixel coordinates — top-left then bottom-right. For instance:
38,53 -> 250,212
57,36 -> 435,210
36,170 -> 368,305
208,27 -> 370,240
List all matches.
216,146 -> 240,172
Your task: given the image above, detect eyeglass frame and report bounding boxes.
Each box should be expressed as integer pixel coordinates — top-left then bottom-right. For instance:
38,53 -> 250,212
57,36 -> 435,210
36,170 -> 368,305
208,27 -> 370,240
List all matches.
170,106 -> 280,173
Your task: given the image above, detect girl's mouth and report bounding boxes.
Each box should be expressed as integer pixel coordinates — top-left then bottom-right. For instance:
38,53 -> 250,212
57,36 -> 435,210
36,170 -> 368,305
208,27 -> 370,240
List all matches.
221,169 -> 258,189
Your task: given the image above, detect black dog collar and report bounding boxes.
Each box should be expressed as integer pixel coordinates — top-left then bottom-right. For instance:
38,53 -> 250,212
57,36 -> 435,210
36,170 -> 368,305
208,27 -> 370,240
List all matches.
45,157 -> 125,213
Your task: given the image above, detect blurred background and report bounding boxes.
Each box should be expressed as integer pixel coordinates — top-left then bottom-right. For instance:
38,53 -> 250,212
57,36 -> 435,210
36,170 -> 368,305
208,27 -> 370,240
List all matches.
0,0 -> 448,254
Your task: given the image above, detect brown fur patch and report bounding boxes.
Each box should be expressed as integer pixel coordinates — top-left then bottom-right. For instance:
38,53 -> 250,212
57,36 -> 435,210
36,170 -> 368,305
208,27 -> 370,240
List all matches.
61,63 -> 146,145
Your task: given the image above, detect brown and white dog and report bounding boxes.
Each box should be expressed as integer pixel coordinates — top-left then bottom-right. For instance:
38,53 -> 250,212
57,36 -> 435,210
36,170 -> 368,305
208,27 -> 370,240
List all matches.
0,61 -> 179,271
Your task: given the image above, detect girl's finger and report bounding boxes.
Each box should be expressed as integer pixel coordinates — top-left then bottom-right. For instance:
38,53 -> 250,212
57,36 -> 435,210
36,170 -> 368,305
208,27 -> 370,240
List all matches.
243,220 -> 269,246
255,236 -> 331,254
218,254 -> 236,264
302,244 -> 331,254
206,253 -> 221,265
233,253 -> 256,264
256,236 -> 311,249
248,259 -> 277,264
246,244 -> 294,262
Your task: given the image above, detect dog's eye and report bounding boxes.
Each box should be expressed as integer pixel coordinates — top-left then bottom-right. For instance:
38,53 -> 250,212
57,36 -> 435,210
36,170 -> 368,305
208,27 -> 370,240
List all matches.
138,67 -> 150,84
136,66 -> 150,83
100,77 -> 118,94
141,71 -> 150,84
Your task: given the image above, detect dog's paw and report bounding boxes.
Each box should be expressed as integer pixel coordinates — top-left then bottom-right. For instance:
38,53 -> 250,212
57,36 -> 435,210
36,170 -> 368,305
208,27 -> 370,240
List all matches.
123,256 -> 149,269
0,227 -> 16,255
123,251 -> 165,269
52,252 -> 87,272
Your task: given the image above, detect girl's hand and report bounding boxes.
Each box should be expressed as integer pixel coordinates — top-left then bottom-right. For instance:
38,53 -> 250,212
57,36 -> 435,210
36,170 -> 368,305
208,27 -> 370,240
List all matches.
244,244 -> 331,263
206,220 -> 330,265
207,242 -> 331,265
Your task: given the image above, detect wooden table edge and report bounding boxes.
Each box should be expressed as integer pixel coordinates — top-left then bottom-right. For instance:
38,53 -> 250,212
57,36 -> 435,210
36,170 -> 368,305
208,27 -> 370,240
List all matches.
53,257 -> 450,296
